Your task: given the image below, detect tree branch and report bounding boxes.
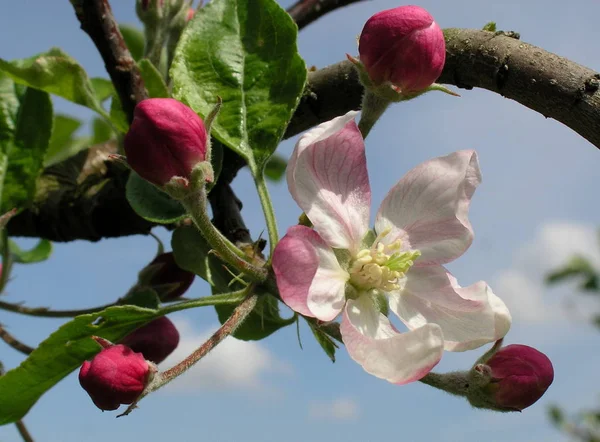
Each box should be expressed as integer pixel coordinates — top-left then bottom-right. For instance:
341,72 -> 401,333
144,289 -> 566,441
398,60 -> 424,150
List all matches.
0,324 -> 34,355
287,0 -> 367,30
7,29 -> 600,241
70,0 -> 147,122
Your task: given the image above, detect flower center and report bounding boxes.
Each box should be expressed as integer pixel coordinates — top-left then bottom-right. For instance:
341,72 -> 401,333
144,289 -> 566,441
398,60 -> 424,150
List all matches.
348,234 -> 420,293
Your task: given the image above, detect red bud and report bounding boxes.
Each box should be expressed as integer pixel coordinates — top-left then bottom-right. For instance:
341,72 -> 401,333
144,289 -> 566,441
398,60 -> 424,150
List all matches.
79,345 -> 151,411
358,5 -> 445,93
124,98 -> 207,187
120,316 -> 180,364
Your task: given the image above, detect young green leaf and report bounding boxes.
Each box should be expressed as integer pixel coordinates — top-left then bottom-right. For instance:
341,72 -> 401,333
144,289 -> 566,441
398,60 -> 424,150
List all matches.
2,87 -> 53,211
90,78 -> 114,103
9,239 -> 52,264
264,154 -> 287,182
170,0 -> 307,174
44,114 -> 82,166
109,94 -> 129,133
125,171 -> 187,224
306,318 -> 339,363
139,59 -> 169,98
119,24 -> 146,61
0,48 -> 108,118
91,117 -> 113,144
0,74 -> 20,202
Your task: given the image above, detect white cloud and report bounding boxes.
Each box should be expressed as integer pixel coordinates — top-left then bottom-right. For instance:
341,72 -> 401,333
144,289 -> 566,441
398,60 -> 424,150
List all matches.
493,221 -> 600,323
308,398 -> 360,421
160,319 -> 291,393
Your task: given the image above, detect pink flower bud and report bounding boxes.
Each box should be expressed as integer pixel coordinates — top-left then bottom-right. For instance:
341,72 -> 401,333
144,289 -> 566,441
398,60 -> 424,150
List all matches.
79,345 -> 151,411
187,7 -> 194,21
146,252 -> 195,301
124,98 -> 207,187
478,344 -> 554,411
120,316 -> 180,364
358,5 -> 445,93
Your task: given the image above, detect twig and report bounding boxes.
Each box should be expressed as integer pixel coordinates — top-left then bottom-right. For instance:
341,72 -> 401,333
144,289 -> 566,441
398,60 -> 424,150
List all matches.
287,0 -> 367,30
70,0 -> 147,123
14,421 -> 35,442
0,299 -> 115,318
0,324 -> 33,355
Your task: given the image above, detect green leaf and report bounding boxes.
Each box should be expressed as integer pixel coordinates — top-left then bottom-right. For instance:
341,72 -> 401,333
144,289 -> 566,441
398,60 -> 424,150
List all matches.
109,94 -> 129,133
171,0 -> 307,173
44,114 -> 82,166
0,74 -> 20,202
0,48 -> 108,118
126,171 -> 187,224
306,319 -> 339,363
120,288 -> 161,310
482,22 -> 497,32
139,59 -> 169,98
2,87 -> 53,211
90,78 -> 114,103
91,117 -> 113,144
0,305 -> 161,425
546,255 -> 599,292
264,154 -> 287,182
9,239 -> 52,264
172,225 -> 295,340
120,24 -> 146,61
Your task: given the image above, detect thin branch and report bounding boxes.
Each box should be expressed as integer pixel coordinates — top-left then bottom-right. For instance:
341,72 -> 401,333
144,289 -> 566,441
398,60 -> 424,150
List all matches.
70,0 -> 147,123
287,0 -> 367,30
0,299 -> 115,318
14,421 -> 35,442
0,324 -> 34,355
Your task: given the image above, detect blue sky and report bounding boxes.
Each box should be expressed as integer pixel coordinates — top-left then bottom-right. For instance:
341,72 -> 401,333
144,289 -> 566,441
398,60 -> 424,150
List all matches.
2,0 -> 600,441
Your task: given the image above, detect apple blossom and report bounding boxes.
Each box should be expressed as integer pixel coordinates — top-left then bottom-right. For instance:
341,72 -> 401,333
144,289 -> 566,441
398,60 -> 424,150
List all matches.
272,111 -> 511,384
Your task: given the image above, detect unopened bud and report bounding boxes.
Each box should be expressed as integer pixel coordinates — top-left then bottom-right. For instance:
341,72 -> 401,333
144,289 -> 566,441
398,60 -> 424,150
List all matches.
358,5 -> 445,94
142,252 -> 195,301
79,344 -> 154,411
469,344 -> 554,411
120,316 -> 180,364
124,98 -> 208,188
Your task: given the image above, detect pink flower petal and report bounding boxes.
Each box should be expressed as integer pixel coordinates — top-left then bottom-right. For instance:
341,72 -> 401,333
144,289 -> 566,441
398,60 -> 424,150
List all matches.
389,265 -> 511,352
287,111 -> 370,254
272,225 -> 348,320
375,150 -> 481,265
341,296 -> 443,384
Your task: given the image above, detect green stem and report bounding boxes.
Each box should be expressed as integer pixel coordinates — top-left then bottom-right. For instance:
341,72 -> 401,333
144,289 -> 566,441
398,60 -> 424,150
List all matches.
357,90 -> 391,139
254,173 -> 279,257
119,290 -> 259,417
419,371 -> 470,398
180,188 -> 268,282
0,291 -> 246,318
161,290 -> 248,314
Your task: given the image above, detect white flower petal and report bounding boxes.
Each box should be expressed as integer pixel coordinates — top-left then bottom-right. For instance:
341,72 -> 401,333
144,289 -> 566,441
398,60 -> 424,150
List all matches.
390,265 -> 510,351
287,111 -> 370,254
341,296 -> 443,384
375,150 -> 481,265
